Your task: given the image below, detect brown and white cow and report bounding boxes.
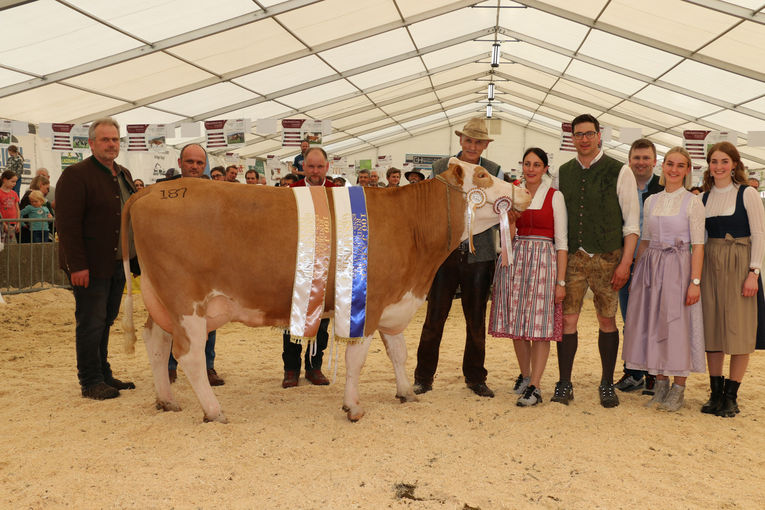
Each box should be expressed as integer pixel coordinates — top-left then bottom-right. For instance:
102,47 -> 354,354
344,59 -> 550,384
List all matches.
121,158 -> 530,422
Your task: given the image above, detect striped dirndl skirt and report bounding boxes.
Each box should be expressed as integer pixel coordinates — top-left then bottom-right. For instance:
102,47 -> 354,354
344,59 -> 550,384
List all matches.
489,235 -> 562,342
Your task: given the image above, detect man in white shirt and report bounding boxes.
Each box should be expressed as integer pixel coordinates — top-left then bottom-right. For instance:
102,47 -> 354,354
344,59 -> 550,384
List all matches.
553,114 -> 640,408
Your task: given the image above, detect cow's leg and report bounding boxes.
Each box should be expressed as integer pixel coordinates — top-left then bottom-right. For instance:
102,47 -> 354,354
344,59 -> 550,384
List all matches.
343,335 -> 373,421
143,317 -> 179,412
379,331 -> 417,403
174,315 -> 227,424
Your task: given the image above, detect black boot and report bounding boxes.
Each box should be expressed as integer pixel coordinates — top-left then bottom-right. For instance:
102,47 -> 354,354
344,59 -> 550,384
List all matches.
716,379 -> 741,418
700,376 -> 725,414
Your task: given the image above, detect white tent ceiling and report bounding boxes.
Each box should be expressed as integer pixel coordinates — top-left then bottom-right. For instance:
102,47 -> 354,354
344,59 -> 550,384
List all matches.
1,0 -> 765,166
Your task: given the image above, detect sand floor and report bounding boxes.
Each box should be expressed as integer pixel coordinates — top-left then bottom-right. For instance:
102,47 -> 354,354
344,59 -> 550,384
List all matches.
2,287 -> 764,509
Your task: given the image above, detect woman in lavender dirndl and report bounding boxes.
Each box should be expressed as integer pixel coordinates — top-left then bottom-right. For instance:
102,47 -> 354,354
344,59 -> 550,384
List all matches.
489,148 -> 568,406
622,146 -> 705,411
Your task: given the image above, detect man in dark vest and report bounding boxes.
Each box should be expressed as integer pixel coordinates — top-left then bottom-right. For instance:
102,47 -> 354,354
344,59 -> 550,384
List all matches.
413,117 -> 504,398
553,113 -> 640,408
615,138 -> 664,395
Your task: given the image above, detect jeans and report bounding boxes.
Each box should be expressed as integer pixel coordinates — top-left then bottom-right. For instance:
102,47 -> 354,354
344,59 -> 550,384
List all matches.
168,331 -> 217,370
282,318 -> 330,371
72,261 -> 126,388
414,249 -> 494,386
31,230 -> 49,243
619,267 -> 646,379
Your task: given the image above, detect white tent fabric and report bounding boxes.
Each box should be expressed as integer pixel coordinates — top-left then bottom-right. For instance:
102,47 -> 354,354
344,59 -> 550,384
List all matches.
1,0 -> 764,166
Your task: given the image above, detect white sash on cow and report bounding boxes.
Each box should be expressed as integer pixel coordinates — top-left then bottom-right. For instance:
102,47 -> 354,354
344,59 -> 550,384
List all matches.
332,186 -> 369,343
289,186 -> 331,344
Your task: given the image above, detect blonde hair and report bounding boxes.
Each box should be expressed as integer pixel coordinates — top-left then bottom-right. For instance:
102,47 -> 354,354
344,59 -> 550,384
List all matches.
28,190 -> 45,203
659,146 -> 694,189
702,141 -> 747,192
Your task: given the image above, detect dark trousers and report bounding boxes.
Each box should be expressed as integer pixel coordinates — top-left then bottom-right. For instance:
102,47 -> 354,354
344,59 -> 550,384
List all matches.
282,318 -> 330,371
168,331 -> 217,371
72,261 -> 126,388
414,249 -> 494,386
618,267 -> 647,379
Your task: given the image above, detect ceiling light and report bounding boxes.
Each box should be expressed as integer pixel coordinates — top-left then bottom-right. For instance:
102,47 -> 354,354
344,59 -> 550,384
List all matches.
486,103 -> 493,118
491,43 -> 500,67
488,83 -> 495,100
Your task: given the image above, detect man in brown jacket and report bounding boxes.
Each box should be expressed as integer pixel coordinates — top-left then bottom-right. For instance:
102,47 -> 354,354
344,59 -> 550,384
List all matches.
56,117 -> 137,400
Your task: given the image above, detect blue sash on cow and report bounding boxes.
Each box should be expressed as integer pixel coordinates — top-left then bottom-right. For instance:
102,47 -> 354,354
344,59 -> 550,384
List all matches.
332,186 -> 369,343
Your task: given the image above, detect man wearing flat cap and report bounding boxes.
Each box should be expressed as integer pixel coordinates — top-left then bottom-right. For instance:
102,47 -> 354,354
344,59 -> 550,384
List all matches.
413,117 -> 504,398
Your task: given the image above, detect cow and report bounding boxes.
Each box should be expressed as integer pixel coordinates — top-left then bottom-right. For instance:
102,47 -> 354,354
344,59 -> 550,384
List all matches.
120,158 -> 530,423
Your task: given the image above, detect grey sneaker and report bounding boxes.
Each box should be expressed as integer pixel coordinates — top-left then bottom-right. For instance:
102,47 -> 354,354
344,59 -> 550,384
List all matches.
517,385 -> 542,407
615,374 -> 644,392
644,378 -> 670,408
513,374 -> 530,395
658,383 -> 685,412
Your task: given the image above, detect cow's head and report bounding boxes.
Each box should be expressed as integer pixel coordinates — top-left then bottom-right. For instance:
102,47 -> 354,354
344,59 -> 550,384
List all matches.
439,157 -> 531,243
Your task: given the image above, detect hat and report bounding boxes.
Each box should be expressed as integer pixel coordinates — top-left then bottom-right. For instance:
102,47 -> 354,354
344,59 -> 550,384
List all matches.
404,170 -> 425,182
454,117 -> 493,142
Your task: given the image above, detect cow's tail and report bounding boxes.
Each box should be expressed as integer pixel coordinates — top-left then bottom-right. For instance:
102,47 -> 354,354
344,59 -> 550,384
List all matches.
121,193 -> 138,355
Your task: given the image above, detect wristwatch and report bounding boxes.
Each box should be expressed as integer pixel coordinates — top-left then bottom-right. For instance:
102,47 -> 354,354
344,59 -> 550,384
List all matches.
750,268 -> 761,276
557,280 -> 566,287
691,278 -> 701,286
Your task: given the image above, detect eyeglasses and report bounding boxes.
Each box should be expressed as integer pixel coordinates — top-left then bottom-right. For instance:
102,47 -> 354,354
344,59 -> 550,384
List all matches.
572,131 -> 598,140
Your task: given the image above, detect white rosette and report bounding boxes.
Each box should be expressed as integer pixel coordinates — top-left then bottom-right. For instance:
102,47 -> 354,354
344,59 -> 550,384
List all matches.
494,196 -> 514,266
465,187 -> 487,254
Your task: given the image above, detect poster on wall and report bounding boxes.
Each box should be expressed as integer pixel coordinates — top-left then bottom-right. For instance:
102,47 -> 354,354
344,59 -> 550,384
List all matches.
330,156 -> 347,175
375,155 -> 392,172
60,152 -> 84,170
405,153 -> 446,172
683,130 -> 711,160
281,119 -> 328,147
266,154 -> 286,184
127,124 -> 172,151
0,119 -> 11,147
205,119 -> 246,150
49,123 -> 90,152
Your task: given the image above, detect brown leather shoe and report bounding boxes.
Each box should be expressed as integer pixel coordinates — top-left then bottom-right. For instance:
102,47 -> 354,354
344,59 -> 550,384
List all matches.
305,369 -> 330,385
207,368 -> 225,386
282,370 -> 299,388
169,369 -> 177,384
82,382 -> 119,400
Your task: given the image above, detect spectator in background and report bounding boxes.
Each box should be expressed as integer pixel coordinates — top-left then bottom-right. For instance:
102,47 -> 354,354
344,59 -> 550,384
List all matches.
225,165 -> 239,182
405,169 -> 425,184
357,169 -> 370,186
245,169 -> 258,184
6,145 -> 24,196
280,173 -> 299,187
369,170 -> 380,187
133,179 -> 145,190
333,176 -> 347,187
19,175 -> 53,243
0,170 -> 20,244
748,177 -> 760,189
386,168 -> 401,187
20,190 -> 52,243
210,167 -> 225,181
164,168 -> 176,179
258,174 -> 267,185
690,186 -> 703,195
36,168 -> 55,205
292,140 -> 310,176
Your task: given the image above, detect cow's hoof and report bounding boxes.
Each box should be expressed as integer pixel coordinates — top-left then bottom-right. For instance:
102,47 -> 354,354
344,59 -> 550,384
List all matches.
345,406 -> 365,422
155,400 -> 181,412
396,392 -> 418,403
203,412 -> 228,424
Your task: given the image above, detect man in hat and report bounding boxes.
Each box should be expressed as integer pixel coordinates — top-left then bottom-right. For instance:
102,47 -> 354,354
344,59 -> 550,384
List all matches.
405,169 -> 425,184
413,117 -> 504,398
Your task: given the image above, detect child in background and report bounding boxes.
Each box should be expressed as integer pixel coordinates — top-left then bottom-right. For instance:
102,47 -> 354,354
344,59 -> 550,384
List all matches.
19,190 -> 52,242
0,170 -> 20,244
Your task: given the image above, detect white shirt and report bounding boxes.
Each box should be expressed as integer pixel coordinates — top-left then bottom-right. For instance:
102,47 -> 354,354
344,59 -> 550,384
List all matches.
642,188 -> 706,245
575,150 -> 640,238
704,183 -> 765,269
521,178 -> 568,251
